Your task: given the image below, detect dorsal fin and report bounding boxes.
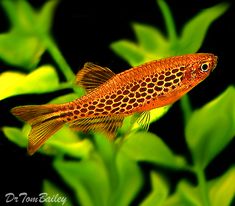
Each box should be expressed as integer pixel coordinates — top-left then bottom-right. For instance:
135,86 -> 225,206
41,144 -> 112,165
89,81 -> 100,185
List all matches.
76,62 -> 115,93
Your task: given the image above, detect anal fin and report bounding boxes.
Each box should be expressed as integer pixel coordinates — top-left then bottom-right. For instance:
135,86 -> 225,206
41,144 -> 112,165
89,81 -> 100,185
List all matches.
69,116 -> 124,139
76,62 -> 115,93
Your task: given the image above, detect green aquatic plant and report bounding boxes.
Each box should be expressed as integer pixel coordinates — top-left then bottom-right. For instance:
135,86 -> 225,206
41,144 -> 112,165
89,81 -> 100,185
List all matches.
1,0 -> 234,206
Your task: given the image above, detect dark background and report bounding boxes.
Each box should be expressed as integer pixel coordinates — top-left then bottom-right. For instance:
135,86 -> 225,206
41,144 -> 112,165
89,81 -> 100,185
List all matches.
0,0 -> 234,205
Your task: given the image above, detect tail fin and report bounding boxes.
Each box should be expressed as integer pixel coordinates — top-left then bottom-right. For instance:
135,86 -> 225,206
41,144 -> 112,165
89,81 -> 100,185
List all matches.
11,105 -> 64,155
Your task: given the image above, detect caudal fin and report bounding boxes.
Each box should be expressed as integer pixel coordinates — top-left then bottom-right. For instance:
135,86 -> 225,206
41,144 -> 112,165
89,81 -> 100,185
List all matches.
11,105 -> 64,155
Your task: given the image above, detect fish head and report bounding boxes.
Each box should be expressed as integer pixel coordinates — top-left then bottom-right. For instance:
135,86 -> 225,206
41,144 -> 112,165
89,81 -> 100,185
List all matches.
182,53 -> 218,86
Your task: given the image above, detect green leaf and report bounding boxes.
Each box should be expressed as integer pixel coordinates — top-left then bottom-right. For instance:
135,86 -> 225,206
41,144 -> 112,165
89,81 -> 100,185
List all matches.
157,0 -> 177,43
3,126 -> 27,148
121,132 -> 186,169
54,134 -> 143,206
37,1 -> 58,34
89,134 -> 143,206
163,167 -> 235,206
0,0 -> 58,69
42,127 -> 93,159
113,152 -> 143,206
93,133 -> 117,167
1,0 -> 35,32
54,157 -> 110,206
177,181 -> 202,206
178,3 -> 229,54
140,171 -> 169,206
132,23 -> 169,54
0,65 -> 60,100
3,122 -> 92,158
186,86 -> 235,169
111,1 -> 229,65
180,94 -> 193,124
167,180 -> 202,206
43,179 -> 72,206
0,32 -> 45,68
45,139 -> 93,159
209,167 -> 235,206
50,93 -> 81,104
110,40 -> 154,66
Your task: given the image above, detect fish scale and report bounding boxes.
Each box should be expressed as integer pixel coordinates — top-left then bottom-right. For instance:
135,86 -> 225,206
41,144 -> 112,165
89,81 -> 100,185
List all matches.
63,59 -> 189,120
11,53 -> 218,155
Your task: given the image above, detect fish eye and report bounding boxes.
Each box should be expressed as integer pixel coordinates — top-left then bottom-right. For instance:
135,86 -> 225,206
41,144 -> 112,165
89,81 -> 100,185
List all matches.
200,63 -> 209,72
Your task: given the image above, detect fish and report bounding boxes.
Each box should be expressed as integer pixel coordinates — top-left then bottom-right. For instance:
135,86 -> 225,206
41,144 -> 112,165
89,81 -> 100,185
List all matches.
11,53 -> 218,155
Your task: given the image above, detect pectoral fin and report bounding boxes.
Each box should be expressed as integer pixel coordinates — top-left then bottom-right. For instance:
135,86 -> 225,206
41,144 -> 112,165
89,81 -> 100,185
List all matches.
136,111 -> 151,130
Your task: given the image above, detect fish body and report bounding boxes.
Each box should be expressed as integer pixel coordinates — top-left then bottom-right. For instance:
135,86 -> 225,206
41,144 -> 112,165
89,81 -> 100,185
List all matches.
11,53 -> 218,155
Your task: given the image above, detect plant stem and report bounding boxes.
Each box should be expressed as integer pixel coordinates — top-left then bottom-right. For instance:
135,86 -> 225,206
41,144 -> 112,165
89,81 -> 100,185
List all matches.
157,0 -> 177,42
194,165 -> 210,206
180,94 -> 193,124
44,36 -> 75,82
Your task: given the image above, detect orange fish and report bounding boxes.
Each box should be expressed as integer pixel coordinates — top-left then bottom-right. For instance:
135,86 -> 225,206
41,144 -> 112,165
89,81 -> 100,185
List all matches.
11,53 -> 218,155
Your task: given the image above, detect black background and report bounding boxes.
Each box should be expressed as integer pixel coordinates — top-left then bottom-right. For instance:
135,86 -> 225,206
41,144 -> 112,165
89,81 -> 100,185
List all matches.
0,0 -> 234,205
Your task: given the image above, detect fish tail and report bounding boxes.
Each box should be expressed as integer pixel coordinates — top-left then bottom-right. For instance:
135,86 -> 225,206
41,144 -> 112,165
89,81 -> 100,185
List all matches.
11,104 -> 64,155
